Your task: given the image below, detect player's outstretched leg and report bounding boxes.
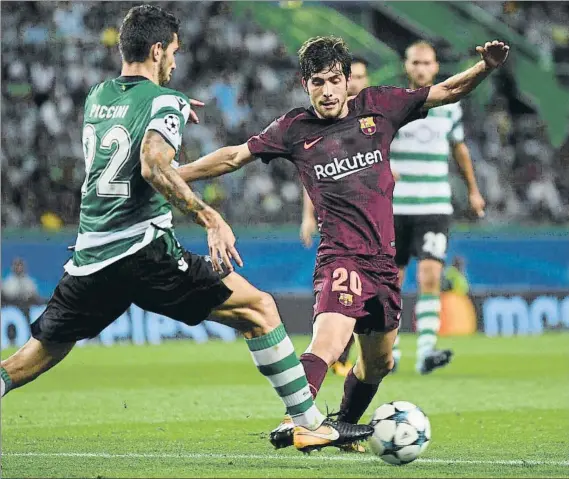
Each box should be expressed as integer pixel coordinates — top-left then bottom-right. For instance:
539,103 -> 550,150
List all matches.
211,276 -> 373,452
331,329 -> 398,452
1,338 -> 74,397
415,259 -> 453,374
269,313 -> 372,452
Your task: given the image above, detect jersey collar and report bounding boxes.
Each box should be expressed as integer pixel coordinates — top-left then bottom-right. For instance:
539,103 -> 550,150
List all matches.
115,75 -> 150,83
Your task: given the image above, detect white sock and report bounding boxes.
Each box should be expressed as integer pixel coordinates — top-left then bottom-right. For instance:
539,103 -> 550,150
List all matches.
292,404 -> 325,429
415,294 -> 441,369
1,377 -> 5,397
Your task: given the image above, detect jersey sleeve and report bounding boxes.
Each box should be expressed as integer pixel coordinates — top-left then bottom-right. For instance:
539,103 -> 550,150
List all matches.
365,86 -> 430,131
145,93 -> 192,152
448,102 -> 465,144
247,115 -> 292,164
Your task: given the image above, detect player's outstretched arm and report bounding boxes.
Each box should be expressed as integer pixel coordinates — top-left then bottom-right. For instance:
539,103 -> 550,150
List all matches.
141,131 -> 243,271
300,187 -> 317,248
423,40 -> 509,109
177,143 -> 256,183
141,130 -> 219,225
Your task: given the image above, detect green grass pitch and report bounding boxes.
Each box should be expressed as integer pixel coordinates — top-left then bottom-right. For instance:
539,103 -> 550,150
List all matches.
2,333 -> 568,478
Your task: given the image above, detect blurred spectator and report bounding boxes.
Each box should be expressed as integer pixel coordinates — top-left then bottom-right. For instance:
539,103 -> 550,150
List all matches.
2,258 -> 42,305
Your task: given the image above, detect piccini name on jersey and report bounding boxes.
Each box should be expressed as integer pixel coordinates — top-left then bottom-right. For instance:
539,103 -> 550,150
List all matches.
314,149 -> 383,180
88,104 -> 130,120
164,114 -> 180,136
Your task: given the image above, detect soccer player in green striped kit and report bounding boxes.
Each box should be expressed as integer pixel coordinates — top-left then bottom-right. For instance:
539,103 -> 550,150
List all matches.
0,5 -> 373,452
390,41 -> 486,374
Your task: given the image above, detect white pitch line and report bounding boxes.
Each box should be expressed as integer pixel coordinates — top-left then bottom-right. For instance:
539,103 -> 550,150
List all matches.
3,452 -> 568,467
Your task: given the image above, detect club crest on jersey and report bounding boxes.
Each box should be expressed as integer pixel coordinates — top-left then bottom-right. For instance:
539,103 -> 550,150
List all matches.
338,293 -> 353,307
359,117 -> 376,136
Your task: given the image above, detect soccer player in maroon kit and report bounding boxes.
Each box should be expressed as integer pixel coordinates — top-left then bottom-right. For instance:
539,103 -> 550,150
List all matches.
179,36 -> 509,451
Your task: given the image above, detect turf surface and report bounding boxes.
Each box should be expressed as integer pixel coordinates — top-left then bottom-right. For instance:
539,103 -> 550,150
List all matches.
2,333 -> 568,477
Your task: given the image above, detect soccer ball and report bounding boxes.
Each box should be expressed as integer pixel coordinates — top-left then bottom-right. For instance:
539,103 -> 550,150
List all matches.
369,401 -> 431,465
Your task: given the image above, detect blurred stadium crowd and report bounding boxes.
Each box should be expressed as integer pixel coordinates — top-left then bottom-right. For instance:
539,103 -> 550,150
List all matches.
2,1 -> 568,229
477,1 -> 569,82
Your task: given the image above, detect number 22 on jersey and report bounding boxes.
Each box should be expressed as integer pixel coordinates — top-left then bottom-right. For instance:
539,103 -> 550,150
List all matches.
82,124 -> 132,198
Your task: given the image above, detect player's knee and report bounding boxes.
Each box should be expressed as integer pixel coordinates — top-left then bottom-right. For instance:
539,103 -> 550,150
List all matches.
255,292 -> 280,327
241,292 -> 281,335
418,264 -> 442,293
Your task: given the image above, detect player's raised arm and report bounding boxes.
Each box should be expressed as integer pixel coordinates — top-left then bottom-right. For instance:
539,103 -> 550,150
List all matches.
423,41 -> 509,110
177,143 -> 255,183
140,130 -> 243,271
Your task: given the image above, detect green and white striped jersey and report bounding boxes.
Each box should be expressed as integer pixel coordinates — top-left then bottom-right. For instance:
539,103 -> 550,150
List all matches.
391,101 -> 464,215
64,76 -> 191,276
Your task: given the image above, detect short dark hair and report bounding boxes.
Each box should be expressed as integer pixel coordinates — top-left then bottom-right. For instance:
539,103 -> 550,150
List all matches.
298,36 -> 352,83
351,56 -> 369,67
119,5 -> 180,63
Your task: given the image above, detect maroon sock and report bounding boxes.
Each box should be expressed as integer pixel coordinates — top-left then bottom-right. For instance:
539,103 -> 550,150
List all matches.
337,336 -> 355,365
338,368 -> 380,424
300,353 -> 328,399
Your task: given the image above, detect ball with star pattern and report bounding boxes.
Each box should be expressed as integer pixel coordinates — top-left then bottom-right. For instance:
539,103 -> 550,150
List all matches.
164,114 -> 180,136
369,401 -> 431,465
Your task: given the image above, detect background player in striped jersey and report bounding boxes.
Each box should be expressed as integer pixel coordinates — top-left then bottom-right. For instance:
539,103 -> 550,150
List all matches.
390,41 -> 486,375
0,5 -> 374,452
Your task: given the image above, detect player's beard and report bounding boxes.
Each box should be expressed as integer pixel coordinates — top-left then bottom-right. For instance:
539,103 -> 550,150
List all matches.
316,96 -> 347,119
158,57 -> 171,86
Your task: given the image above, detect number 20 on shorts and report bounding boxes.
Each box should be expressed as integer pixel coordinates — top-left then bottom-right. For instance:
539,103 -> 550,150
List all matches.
331,268 -> 362,296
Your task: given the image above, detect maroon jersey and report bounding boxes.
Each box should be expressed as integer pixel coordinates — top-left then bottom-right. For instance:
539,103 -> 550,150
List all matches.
247,86 -> 430,258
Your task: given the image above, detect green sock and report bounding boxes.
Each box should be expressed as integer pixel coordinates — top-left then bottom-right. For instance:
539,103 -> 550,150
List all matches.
415,293 -> 441,366
246,324 -> 324,429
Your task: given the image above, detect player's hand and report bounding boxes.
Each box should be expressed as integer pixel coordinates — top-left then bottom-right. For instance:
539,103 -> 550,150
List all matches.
207,216 -> 243,273
300,216 -> 318,248
188,98 -> 205,124
469,190 -> 486,218
391,169 -> 401,182
476,41 -> 510,69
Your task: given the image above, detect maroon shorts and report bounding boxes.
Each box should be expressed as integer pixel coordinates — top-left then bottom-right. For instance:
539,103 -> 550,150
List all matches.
313,255 -> 402,334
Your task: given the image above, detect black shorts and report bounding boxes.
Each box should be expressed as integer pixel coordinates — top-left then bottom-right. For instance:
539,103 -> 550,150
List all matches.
31,235 -> 233,343
394,214 -> 451,267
